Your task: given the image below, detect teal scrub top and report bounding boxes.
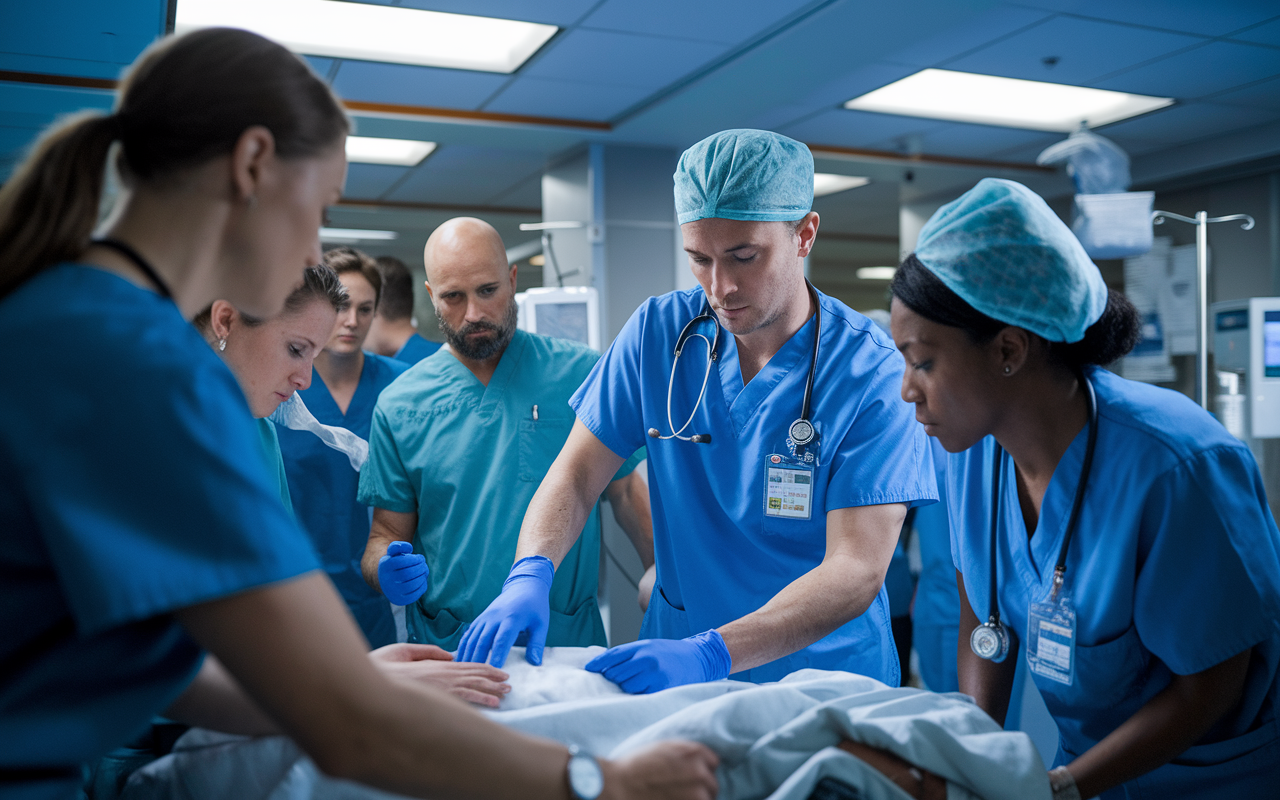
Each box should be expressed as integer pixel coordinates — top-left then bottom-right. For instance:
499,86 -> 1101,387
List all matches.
358,330 -> 642,650
950,366 -> 1280,798
570,287 -> 937,684
0,265 -> 318,797
255,417 -> 293,512
277,353 -> 408,648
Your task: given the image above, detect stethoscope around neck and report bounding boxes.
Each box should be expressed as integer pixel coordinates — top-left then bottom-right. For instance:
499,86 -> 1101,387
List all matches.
647,280 -> 822,451
970,373 -> 1099,662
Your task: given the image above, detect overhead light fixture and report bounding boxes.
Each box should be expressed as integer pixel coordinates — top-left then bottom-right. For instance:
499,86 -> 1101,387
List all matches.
174,0 -> 557,73
844,69 -> 1173,132
814,173 -> 870,197
856,267 -> 897,281
529,254 -> 546,267
321,228 -> 398,243
346,136 -> 436,166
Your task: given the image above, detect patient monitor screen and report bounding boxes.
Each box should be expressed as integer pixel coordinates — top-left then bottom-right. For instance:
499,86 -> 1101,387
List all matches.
536,302 -> 590,347
1266,310 -> 1280,378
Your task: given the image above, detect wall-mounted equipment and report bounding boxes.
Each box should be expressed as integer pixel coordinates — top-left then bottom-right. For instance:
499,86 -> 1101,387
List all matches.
516,286 -> 600,352
1212,298 -> 1280,443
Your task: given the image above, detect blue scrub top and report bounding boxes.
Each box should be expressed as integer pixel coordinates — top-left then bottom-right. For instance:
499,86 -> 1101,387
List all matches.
0,265 -> 318,794
359,331 -> 641,650
394,333 -> 441,365
950,366 -> 1280,797
277,353 -> 408,648
570,287 -> 936,684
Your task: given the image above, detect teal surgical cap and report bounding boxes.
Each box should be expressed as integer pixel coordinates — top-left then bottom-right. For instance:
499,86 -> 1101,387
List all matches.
674,129 -> 813,225
914,178 -> 1107,343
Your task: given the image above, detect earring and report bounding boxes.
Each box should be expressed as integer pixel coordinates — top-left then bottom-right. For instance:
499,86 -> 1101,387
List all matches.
218,338 -> 227,352
1003,365 -> 1011,375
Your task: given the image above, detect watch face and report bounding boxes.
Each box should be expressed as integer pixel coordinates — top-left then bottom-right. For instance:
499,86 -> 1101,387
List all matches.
569,754 -> 604,800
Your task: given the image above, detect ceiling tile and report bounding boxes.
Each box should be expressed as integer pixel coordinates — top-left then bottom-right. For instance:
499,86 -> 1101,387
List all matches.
905,123 -> 1063,161
342,163 -> 411,200
1096,102 -> 1280,156
521,29 -> 728,90
332,60 -> 510,109
360,0 -> 599,27
384,145 -> 548,205
581,0 -> 813,46
302,56 -> 337,79
0,83 -> 114,129
780,109 -> 946,150
483,76 -> 651,121
944,16 -> 1203,85
1094,40 -> 1280,99
0,0 -> 164,70
1207,75 -> 1280,111
485,171 -> 543,208
1228,17 -> 1280,48
1013,1 -> 1280,37
886,4 -> 1054,68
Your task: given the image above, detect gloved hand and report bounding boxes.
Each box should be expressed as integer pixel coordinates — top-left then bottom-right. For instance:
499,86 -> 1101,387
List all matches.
457,556 -> 554,668
584,630 -> 731,694
377,541 -> 429,606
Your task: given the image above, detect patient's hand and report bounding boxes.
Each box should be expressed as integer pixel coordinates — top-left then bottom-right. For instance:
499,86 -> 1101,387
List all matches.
837,741 -> 946,800
370,643 -> 512,708
604,740 -> 719,800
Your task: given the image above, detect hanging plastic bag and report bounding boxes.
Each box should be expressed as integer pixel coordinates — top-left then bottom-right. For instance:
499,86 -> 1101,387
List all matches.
269,393 -> 369,471
1036,129 -> 1131,195
1039,129 -> 1152,259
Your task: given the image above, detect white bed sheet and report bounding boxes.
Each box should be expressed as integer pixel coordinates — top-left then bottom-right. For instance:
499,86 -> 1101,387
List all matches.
124,647 -> 1050,800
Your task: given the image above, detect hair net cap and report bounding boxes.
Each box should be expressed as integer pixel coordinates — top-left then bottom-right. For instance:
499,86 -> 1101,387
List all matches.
675,129 -> 814,225
914,178 -> 1107,343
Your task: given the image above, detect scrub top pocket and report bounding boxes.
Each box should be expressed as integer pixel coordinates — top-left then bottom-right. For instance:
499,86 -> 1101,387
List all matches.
518,414 -> 574,482
1037,622 -> 1149,752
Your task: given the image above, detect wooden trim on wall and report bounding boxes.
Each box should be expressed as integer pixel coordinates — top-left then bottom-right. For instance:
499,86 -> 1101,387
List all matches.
337,198 -> 541,216
342,100 -> 611,131
0,70 -> 117,91
807,142 -> 1053,173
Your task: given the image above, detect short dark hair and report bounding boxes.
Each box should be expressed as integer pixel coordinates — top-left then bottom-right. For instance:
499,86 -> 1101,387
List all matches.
890,253 -> 1141,370
324,246 -> 382,308
374,255 -> 415,322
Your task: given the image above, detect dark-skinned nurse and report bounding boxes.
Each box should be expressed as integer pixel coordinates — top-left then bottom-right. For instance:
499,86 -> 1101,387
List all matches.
889,177 -> 1280,800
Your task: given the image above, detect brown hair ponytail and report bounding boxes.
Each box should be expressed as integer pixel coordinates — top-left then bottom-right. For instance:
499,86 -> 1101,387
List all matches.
0,113 -> 120,297
0,27 -> 348,300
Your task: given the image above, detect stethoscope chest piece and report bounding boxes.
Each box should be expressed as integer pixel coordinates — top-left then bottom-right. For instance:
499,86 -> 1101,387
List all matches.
970,619 -> 1010,662
789,418 -> 816,447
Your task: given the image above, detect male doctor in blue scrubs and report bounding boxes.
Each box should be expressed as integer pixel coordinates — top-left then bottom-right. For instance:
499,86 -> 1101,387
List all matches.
460,129 -> 936,691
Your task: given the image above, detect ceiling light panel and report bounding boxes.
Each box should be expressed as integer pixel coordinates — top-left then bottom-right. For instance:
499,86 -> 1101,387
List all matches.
814,173 -> 870,197
844,69 -> 1173,132
856,267 -> 897,281
175,0 -> 558,73
321,228 -> 398,242
346,136 -> 436,166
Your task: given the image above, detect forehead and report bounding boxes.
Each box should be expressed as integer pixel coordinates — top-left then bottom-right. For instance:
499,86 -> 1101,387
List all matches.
681,217 -> 788,251
429,249 -> 507,291
890,299 -> 953,348
338,270 -> 375,299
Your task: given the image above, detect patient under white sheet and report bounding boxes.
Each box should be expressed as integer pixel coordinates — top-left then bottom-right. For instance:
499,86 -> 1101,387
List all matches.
125,647 -> 1051,800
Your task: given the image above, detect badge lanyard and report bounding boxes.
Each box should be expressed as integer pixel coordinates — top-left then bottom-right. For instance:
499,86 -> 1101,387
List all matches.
972,375 -> 1098,687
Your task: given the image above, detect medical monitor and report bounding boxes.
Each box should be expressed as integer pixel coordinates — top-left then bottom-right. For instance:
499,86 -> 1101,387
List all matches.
516,286 -> 600,351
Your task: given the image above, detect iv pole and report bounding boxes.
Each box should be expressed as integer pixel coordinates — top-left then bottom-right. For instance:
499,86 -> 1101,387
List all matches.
1150,210 -> 1255,410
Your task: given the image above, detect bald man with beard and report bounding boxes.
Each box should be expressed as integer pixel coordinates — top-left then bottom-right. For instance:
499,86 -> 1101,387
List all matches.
358,217 -> 652,662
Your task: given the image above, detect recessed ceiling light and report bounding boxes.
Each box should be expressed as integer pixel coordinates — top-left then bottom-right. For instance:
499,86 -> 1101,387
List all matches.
844,69 -> 1173,132
321,228 -> 398,242
814,173 -> 870,197
856,267 -> 897,281
174,0 -> 557,73
346,136 -> 436,166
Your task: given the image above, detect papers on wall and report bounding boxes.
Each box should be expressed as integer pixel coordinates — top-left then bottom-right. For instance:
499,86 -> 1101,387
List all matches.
1119,237 -> 1206,382
1163,244 -> 1199,355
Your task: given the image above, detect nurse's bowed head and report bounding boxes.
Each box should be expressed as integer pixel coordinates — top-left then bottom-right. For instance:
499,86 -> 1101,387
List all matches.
889,177 -> 1140,454
194,265 -> 349,418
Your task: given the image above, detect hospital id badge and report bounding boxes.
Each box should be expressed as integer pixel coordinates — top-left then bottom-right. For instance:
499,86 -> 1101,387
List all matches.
1026,586 -> 1076,686
764,454 -> 813,520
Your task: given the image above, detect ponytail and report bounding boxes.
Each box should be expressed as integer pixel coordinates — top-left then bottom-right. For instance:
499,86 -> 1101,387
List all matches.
0,27 -> 348,301
0,112 -> 119,297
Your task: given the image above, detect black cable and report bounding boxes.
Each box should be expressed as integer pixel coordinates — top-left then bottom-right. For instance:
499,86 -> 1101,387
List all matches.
92,238 -> 172,299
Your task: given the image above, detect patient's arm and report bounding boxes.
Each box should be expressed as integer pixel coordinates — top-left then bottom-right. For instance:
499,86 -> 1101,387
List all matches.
718,503 -> 906,674
838,742 -> 946,800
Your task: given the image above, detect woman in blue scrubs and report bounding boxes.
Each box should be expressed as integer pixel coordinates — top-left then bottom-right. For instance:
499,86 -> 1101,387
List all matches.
277,247 -> 407,647
0,26 -> 717,800
889,178 -> 1280,799
196,266 -> 348,509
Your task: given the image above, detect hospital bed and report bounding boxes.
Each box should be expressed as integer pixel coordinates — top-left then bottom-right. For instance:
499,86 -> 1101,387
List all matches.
123,648 -> 1051,800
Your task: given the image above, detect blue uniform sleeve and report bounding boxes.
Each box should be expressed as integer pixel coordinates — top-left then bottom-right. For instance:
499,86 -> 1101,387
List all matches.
825,355 -> 937,511
570,302 -> 650,460
19,346 -> 318,636
1136,445 -> 1280,675
357,403 -> 419,513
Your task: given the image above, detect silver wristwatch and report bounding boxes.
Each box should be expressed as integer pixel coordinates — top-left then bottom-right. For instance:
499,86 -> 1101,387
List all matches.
567,744 -> 604,800
1048,766 -> 1082,800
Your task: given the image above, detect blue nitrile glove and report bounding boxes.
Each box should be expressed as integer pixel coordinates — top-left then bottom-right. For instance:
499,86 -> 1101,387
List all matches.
584,630 -> 731,694
456,556 -> 554,668
377,541 -> 429,606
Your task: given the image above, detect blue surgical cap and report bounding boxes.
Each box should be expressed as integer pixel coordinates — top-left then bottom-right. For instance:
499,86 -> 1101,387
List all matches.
914,178 -> 1107,343
674,129 -> 813,225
